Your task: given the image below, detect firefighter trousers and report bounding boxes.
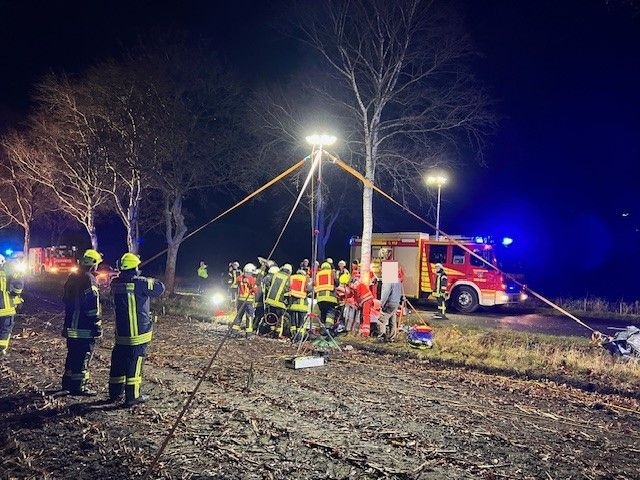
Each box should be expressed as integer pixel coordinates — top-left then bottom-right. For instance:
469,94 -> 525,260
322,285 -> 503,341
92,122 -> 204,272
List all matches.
109,343 -> 148,402
265,306 -> 285,337
435,295 -> 447,317
233,301 -> 255,333
318,301 -> 336,329
62,338 -> 97,392
0,315 -> 15,353
288,310 -> 307,335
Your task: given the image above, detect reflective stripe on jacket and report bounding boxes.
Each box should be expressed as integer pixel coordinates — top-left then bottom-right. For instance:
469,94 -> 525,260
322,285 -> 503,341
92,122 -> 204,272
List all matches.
0,267 -> 23,317
62,270 -> 101,339
265,272 -> 289,309
238,274 -> 257,302
288,274 -> 308,299
435,272 -> 448,297
111,272 -> 165,346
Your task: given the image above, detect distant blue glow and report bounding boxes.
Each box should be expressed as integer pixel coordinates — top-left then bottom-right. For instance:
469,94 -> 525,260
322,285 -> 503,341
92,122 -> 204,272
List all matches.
502,237 -> 513,246
474,236 -> 484,244
4,249 -> 13,256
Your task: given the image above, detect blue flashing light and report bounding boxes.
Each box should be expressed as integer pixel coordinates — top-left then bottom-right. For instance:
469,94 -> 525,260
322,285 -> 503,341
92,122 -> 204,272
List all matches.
4,249 -> 13,256
474,236 -> 484,244
502,237 -> 513,247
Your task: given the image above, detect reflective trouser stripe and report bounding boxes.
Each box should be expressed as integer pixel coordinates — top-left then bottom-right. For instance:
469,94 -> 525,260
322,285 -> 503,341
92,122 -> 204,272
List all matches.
63,372 -> 89,380
66,329 -> 95,339
0,336 -> 10,348
110,376 -> 126,384
126,283 -> 138,337
126,356 -> 144,398
115,331 -> 153,345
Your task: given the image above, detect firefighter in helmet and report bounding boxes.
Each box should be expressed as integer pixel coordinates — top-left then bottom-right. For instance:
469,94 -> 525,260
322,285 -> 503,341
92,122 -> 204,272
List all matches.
108,253 -> 165,407
233,263 -> 258,335
433,263 -> 448,319
227,261 -> 241,307
315,261 -> 338,329
0,254 -> 24,356
335,260 -> 351,286
197,261 -> 208,294
61,249 -> 103,395
264,263 -> 292,337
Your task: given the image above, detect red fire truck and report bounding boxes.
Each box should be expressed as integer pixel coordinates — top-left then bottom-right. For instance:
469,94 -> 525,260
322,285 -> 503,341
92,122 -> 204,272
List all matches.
350,232 -> 525,313
28,245 -> 79,275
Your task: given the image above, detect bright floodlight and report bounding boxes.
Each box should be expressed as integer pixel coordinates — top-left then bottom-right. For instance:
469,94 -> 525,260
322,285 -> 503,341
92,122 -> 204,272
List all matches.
425,174 -> 448,186
305,134 -> 337,146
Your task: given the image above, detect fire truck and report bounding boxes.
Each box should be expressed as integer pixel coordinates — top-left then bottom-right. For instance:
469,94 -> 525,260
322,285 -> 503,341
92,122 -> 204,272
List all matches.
350,232 -> 525,313
28,245 -> 79,275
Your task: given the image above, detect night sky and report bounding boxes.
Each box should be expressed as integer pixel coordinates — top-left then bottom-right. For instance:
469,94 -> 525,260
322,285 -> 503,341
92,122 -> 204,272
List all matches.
1,0 -> 638,299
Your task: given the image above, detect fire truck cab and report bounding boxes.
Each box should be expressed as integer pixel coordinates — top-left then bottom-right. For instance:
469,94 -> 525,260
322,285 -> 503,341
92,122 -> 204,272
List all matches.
28,245 -> 79,275
350,232 -> 524,313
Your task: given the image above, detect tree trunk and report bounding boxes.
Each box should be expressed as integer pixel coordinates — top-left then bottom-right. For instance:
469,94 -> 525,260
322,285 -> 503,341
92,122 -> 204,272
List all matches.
127,200 -> 140,254
86,210 -> 99,250
360,136 -> 376,284
22,224 -> 30,254
164,241 -> 179,295
163,194 -> 188,295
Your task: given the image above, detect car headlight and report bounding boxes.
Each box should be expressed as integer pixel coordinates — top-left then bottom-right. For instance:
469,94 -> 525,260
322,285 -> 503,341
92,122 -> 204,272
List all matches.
519,292 -> 528,302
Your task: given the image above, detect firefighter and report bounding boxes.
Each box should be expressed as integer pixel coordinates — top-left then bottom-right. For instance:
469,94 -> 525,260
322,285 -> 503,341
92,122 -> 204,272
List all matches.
300,258 -> 311,275
433,263 -> 448,319
315,261 -> 338,329
227,261 -> 241,306
335,260 -> 351,286
288,269 -> 310,339
233,263 -> 258,335
264,264 -> 292,337
254,258 -> 271,328
350,260 -> 360,280
61,249 -> 103,395
197,261 -> 208,294
0,254 -> 24,356
108,253 -> 165,407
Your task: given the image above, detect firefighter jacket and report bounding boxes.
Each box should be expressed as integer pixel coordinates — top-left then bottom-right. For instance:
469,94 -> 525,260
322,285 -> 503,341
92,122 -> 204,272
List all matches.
287,274 -> 309,312
111,271 -> 165,346
315,268 -> 337,304
227,268 -> 241,288
435,271 -> 448,297
197,265 -> 208,279
265,272 -> 290,309
62,270 -> 101,339
335,268 -> 351,286
0,266 -> 23,317
237,274 -> 257,302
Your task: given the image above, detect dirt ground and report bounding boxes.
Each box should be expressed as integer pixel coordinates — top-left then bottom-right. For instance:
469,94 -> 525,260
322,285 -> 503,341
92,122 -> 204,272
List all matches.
1,291 -> 639,480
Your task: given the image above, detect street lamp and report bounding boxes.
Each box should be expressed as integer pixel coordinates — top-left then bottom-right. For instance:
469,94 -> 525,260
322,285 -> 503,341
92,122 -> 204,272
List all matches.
305,134 -> 337,146
425,173 -> 448,240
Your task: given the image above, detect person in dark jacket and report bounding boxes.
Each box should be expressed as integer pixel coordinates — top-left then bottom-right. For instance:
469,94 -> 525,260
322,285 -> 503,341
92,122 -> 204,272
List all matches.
433,263 -> 448,319
108,252 -> 165,407
0,253 -> 24,356
61,249 -> 103,395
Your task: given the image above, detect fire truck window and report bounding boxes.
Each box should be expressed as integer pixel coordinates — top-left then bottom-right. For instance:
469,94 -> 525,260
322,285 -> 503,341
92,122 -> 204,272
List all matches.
471,249 -> 493,268
429,245 -> 447,264
452,246 -> 466,264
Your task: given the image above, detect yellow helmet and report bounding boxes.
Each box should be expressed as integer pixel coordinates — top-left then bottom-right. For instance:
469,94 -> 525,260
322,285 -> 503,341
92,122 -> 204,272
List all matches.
120,252 -> 141,270
321,262 -> 331,269
81,249 -> 103,267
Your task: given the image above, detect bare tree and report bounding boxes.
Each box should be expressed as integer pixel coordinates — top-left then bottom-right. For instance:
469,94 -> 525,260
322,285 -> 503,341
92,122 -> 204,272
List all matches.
300,0 -> 493,279
11,76 -> 111,249
0,137 -> 49,252
133,40 -> 247,294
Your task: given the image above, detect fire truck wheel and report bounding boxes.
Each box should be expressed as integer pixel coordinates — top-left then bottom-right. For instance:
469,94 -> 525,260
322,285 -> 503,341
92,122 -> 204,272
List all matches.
450,286 -> 478,313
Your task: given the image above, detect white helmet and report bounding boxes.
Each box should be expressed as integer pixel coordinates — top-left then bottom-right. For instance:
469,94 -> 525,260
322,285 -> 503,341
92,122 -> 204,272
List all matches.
232,261 -> 240,269
266,259 -> 276,268
0,254 -> 5,266
281,263 -> 293,274
435,263 -> 444,272
338,260 -> 346,267
268,266 -> 280,274
244,263 -> 257,274
296,269 -> 307,275
326,257 -> 334,265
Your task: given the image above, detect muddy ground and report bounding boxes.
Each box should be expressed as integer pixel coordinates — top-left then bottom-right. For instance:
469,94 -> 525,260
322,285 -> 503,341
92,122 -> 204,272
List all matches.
1,291 -> 639,479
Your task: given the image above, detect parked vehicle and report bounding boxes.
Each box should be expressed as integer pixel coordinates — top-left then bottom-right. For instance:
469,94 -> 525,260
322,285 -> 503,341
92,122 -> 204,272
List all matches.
350,232 -> 526,313
28,245 -> 78,274
95,263 -> 119,287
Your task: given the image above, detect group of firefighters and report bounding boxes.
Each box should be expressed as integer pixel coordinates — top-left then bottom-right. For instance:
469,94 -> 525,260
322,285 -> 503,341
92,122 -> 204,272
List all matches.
222,255 -> 449,342
0,250 -> 164,407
